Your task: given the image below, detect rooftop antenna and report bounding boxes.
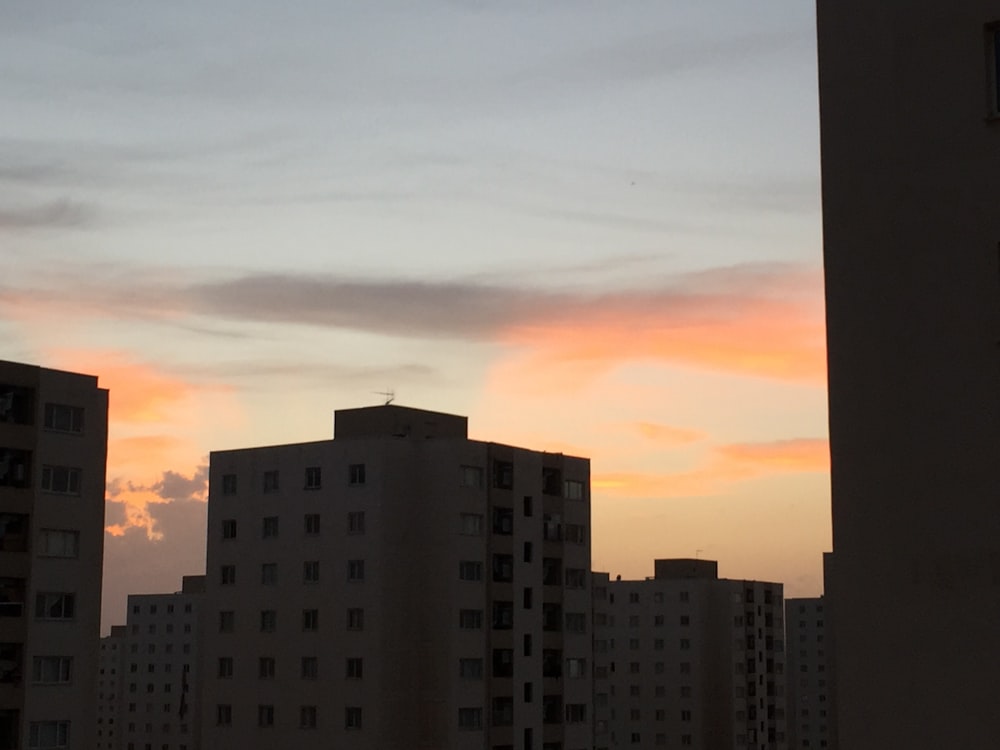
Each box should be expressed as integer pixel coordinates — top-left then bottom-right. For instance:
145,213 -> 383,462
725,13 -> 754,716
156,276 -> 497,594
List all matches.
375,389 -> 395,406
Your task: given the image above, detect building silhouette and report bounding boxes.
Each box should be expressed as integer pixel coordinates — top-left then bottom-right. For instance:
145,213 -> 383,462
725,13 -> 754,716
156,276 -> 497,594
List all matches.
198,404 -> 593,749
783,598 -> 829,750
593,560 -> 786,750
0,361 -> 109,750
818,3 -> 1000,745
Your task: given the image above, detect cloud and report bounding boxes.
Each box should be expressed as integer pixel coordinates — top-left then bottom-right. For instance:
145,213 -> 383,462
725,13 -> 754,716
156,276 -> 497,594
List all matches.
0,199 -> 96,229
593,437 -> 829,499
634,421 -> 706,446
152,465 -> 209,502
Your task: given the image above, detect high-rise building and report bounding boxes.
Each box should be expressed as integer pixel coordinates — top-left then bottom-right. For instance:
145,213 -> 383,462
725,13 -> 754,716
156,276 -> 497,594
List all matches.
119,576 -> 206,750
593,560 -> 787,750
199,404 -> 593,749
97,626 -> 128,750
783,598 -> 830,750
0,361 -> 109,750
817,3 -> 1000,746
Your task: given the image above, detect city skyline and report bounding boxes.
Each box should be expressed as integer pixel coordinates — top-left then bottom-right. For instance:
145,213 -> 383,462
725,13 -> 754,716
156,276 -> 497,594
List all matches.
0,1 -> 829,633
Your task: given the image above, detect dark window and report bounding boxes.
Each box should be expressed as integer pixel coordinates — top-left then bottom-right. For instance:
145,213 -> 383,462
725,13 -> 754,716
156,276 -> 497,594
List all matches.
262,471 -> 279,492
348,464 -> 366,486
347,560 -> 365,581
492,697 -> 514,727
493,460 -> 513,489
492,648 -> 513,677
542,467 -> 561,495
35,592 -> 74,620
542,558 -> 562,586
302,609 -> 319,631
543,695 -> 562,724
43,403 -> 83,433
345,657 -> 363,679
221,519 -> 236,539
262,517 -> 279,539
0,385 -> 34,425
492,601 -> 513,630
542,603 -> 562,632
492,554 -> 513,582
0,449 -> 30,488
492,507 -> 513,535
345,707 -> 362,730
304,514 -> 320,535
459,561 -> 483,581
347,511 -> 365,534
220,565 -> 236,585
304,466 -> 321,490
543,649 -> 562,678
301,656 -> 318,679
221,474 -> 237,495
41,465 -> 81,495
346,608 -> 364,630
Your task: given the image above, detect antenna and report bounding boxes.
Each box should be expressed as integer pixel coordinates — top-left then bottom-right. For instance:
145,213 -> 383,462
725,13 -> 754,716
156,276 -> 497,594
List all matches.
375,389 -> 395,406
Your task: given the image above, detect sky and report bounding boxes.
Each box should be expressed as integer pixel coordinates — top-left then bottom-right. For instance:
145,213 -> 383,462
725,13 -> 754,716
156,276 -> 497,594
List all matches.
0,0 -> 828,633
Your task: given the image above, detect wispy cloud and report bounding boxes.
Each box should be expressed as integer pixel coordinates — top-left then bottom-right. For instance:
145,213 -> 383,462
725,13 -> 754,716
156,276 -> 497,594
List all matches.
0,199 -> 96,229
634,421 -> 706,446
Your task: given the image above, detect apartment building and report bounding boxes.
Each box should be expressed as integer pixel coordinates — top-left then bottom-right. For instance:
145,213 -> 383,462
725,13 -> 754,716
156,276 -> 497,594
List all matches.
783,599 -> 829,750
817,2 -> 1000,745
594,560 -> 786,750
0,361 -> 109,750
97,626 -> 128,750
199,404 -> 593,750
120,576 -> 205,750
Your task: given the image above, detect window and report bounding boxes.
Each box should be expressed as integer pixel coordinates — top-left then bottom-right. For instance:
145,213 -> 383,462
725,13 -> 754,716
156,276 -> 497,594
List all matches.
303,561 -> 320,583
523,541 -> 533,563
32,656 -> 72,684
542,694 -> 562,724
493,696 -> 514,726
217,657 -> 233,678
493,648 -> 514,677
542,603 -> 562,632
459,609 -> 483,629
260,610 -> 277,632
346,657 -> 363,679
566,658 -> 586,679
221,474 -> 237,495
492,507 -> 513,535
347,511 -> 365,534
564,524 -> 586,544
460,465 -> 484,488
565,612 -> 586,633
38,529 -> 79,558
346,608 -> 364,630
542,466 -> 562,495
300,705 -> 317,729
258,657 -> 275,679
542,649 -> 562,678
29,720 -> 70,748
345,707 -> 362,730
542,514 -> 562,541
304,513 -> 320,535
458,708 -> 483,730
542,557 -> 562,586
347,560 -> 365,581
220,565 -> 236,585
221,519 -> 236,539
260,564 -> 277,585
459,561 -> 482,581
492,554 -> 513,582
523,587 -> 533,609
41,466 -> 81,495
492,601 -> 513,629
348,464 -> 366,485
565,704 -> 587,723
302,609 -> 319,631
680,638 -> 691,650
523,495 -> 533,516
35,593 -> 74,620
564,568 -> 586,589
219,611 -> 234,633
460,658 -> 483,679
44,403 -> 83,433
301,656 -> 318,679
460,513 -> 483,535
493,460 -> 513,489
304,466 -> 321,489
563,479 -> 584,499
257,705 -> 274,728
524,681 -> 534,702
262,471 -> 279,492
262,516 -> 279,538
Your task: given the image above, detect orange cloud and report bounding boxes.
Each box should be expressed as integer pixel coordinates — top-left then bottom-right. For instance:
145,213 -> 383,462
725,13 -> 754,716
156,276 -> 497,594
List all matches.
717,438 -> 830,472
593,438 -> 829,499
634,421 -> 706,445
45,349 -> 203,424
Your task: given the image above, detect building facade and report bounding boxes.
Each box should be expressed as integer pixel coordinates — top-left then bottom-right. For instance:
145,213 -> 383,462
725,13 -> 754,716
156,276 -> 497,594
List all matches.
120,576 -> 205,750
199,405 -> 593,749
817,2 -> 1000,746
0,361 -> 109,750
594,560 -> 786,750
783,598 -> 829,750
97,625 -> 128,750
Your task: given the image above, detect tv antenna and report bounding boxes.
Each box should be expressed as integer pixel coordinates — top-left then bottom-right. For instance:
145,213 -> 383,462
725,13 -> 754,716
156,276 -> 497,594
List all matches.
375,389 -> 395,406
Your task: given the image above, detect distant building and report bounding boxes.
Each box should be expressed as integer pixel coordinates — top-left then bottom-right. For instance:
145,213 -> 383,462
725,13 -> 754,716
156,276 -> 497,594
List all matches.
817,2 -> 1000,746
198,404 -> 593,749
97,626 -> 127,750
0,361 -> 109,750
119,576 -> 205,750
593,560 -> 787,750
784,598 -> 830,750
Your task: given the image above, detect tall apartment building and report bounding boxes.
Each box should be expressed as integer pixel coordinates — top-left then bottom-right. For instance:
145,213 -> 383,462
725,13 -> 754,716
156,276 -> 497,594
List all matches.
120,576 -> 205,750
97,626 -> 128,750
594,560 -> 786,750
817,3 -> 1000,746
783,599 -> 830,750
199,404 -> 593,749
0,361 -> 109,750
